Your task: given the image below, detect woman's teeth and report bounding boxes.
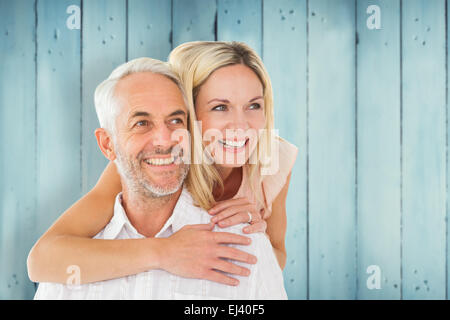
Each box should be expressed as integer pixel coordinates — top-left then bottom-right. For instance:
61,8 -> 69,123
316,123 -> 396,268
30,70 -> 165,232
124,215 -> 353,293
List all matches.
144,156 -> 175,166
219,140 -> 246,148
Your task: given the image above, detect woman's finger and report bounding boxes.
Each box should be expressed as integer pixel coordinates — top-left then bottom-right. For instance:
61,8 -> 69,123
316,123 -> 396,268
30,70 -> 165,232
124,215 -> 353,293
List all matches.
243,220 -> 267,234
217,210 -> 261,228
208,197 -> 249,215
210,204 -> 255,224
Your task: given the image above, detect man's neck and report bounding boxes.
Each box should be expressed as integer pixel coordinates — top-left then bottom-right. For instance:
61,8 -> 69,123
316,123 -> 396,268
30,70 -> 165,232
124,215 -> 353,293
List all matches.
121,186 -> 183,238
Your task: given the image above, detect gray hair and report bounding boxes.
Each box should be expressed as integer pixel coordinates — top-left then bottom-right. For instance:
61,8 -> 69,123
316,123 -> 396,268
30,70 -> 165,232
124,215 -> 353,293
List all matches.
94,57 -> 187,134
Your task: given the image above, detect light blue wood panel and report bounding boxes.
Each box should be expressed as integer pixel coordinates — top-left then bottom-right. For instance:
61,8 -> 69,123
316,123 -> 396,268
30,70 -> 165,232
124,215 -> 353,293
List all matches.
356,0 -> 401,299
35,0 -> 82,269
82,0 -> 127,193
448,0 -> 450,301
402,0 -> 447,299
263,0 -> 307,300
308,0 -> 356,299
172,0 -> 216,48
0,0 -> 37,300
127,0 -> 172,61
217,0 -> 262,56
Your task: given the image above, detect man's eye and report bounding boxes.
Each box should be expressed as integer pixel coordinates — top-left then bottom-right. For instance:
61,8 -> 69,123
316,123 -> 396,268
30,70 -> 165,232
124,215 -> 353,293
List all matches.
212,105 -> 227,111
135,120 -> 148,127
249,103 -> 261,110
170,118 -> 184,125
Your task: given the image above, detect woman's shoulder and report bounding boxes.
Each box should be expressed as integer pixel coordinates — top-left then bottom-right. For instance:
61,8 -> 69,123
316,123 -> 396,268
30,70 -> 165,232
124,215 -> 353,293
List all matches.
266,136 -> 298,180
261,136 -> 298,208
276,136 -> 298,158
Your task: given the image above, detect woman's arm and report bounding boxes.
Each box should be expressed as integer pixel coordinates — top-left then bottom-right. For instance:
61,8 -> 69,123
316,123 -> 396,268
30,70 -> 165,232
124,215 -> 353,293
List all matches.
27,162 -> 256,285
27,161 -> 144,283
265,173 -> 292,270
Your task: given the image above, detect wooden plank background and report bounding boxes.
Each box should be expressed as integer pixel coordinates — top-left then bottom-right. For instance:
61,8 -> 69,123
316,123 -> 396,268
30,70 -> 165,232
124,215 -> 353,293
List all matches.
0,0 -> 448,300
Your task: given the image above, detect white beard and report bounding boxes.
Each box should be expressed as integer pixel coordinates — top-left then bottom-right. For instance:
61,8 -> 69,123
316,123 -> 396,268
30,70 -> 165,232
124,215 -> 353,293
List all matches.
113,144 -> 189,198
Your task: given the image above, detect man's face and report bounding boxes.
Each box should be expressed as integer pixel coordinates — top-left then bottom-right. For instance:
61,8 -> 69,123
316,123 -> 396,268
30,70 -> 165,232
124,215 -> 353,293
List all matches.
112,72 -> 189,197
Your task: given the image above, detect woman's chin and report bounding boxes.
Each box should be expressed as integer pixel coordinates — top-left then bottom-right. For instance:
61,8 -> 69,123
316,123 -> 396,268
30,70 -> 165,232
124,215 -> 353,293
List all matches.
216,163 -> 245,169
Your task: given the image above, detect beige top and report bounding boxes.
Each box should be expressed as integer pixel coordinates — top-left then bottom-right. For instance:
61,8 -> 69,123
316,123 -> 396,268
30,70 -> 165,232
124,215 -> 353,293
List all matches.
233,137 -> 298,219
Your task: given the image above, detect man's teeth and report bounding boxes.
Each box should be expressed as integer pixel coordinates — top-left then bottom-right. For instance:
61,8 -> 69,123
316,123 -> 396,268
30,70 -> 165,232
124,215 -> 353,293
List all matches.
219,140 -> 246,148
144,156 -> 175,166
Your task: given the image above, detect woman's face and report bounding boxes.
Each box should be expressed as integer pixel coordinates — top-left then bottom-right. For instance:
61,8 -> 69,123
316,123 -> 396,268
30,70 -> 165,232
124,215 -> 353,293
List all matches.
195,64 -> 266,168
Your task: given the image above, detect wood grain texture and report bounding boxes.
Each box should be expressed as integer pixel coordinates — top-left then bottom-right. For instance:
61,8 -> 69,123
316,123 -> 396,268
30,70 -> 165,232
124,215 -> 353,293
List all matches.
127,0 -> 172,61
217,0 -> 262,56
172,0 -> 216,48
356,0 -> 401,299
0,0 -> 449,300
81,0 -> 126,193
36,0 -> 82,240
308,0 -> 356,299
263,0 -> 308,300
0,0 -> 37,300
402,0 -> 447,299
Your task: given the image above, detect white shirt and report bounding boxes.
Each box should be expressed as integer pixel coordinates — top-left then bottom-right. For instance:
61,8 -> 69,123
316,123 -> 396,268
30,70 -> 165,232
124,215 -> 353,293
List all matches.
34,188 -> 287,300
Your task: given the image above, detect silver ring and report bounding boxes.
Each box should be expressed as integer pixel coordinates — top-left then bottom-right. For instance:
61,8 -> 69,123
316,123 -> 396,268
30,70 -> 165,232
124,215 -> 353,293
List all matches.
247,211 -> 252,224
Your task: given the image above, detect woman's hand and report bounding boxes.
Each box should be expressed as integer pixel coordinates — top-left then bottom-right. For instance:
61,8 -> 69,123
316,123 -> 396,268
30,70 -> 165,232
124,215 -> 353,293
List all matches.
208,198 -> 267,234
160,223 -> 257,286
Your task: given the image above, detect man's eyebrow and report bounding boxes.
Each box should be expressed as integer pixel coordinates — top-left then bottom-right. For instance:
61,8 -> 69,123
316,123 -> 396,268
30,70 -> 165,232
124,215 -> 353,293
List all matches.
130,111 -> 151,118
168,109 -> 187,117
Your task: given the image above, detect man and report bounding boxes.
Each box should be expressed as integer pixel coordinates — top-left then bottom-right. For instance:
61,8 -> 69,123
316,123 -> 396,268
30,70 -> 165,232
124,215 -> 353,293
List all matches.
34,58 -> 287,299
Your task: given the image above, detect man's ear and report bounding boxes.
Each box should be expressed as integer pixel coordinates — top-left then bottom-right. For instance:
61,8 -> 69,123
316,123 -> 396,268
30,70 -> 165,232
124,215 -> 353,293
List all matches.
95,128 -> 117,161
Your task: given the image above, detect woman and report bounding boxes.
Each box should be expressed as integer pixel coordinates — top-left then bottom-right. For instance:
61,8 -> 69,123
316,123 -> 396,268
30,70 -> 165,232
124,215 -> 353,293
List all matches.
27,41 -> 297,286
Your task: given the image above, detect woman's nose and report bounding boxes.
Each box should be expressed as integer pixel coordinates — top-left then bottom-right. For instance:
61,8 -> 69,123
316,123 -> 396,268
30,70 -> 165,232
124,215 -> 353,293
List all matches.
227,109 -> 250,130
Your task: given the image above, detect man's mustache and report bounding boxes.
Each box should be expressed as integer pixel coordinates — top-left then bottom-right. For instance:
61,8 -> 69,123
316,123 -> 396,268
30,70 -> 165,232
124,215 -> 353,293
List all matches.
137,145 -> 185,159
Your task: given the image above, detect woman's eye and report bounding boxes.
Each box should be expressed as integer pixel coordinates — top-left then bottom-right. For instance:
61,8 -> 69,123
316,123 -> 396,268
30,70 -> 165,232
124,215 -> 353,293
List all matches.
249,103 -> 261,110
212,105 -> 227,111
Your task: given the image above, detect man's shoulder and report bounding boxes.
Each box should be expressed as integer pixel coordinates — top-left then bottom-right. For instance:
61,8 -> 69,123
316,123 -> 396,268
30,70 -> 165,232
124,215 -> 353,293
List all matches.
171,188 -> 211,231
175,189 -> 271,246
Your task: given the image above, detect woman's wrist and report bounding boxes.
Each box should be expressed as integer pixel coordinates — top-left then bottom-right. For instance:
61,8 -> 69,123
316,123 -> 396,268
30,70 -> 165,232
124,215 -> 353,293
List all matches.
143,237 -> 167,271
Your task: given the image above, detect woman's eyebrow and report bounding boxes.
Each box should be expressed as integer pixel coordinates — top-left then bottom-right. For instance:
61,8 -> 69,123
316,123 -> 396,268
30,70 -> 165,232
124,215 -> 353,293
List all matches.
207,96 -> 263,104
207,98 -> 230,104
248,96 -> 263,102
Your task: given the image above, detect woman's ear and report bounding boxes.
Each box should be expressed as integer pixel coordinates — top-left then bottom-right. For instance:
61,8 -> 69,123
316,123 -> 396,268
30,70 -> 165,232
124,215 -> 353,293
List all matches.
95,128 -> 117,161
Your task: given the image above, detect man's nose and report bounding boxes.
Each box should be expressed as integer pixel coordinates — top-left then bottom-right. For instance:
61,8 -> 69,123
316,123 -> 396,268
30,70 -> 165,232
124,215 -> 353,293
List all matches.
151,124 -> 175,148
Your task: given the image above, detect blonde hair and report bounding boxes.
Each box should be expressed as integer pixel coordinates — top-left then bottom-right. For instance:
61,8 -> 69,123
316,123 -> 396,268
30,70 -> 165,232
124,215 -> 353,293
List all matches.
168,41 -> 275,210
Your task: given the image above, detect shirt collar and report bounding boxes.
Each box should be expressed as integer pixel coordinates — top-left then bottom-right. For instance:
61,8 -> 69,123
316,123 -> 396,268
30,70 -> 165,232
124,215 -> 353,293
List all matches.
102,187 -> 201,239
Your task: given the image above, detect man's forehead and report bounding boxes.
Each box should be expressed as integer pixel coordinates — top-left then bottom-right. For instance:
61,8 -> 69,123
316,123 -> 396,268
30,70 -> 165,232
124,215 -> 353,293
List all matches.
115,72 -> 181,97
114,72 -> 187,116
